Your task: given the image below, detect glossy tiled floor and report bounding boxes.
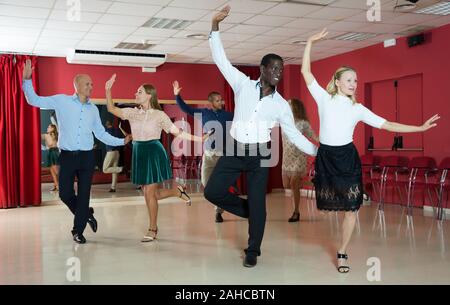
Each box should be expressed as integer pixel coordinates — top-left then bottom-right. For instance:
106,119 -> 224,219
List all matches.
40,180 -> 203,203
1,188 -> 449,284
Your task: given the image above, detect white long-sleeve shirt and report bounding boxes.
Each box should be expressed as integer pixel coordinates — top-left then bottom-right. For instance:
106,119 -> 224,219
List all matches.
209,31 -> 318,156
307,79 -> 386,146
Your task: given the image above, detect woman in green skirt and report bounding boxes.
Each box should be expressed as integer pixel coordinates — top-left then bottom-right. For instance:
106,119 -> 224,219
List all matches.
42,124 -> 59,192
105,74 -> 209,242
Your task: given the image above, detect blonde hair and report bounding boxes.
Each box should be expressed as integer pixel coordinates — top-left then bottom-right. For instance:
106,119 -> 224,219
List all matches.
326,66 -> 358,104
142,84 -> 162,110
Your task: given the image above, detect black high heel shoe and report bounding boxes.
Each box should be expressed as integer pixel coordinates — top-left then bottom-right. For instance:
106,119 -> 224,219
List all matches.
288,211 -> 300,222
337,252 -> 350,273
177,185 -> 191,206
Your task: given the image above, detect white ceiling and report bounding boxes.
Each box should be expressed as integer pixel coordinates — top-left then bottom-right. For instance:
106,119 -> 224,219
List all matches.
0,0 -> 449,65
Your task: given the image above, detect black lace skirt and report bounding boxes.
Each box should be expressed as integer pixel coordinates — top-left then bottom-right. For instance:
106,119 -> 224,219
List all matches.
313,142 -> 363,212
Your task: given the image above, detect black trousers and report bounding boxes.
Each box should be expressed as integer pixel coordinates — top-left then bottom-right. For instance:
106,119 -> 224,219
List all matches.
58,150 -> 95,234
204,142 -> 271,256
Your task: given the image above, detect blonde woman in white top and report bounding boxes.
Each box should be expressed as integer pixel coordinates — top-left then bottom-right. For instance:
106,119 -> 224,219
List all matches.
302,29 -> 440,273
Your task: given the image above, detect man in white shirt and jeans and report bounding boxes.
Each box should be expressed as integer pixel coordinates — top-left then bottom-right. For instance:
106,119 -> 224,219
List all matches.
204,6 -> 318,267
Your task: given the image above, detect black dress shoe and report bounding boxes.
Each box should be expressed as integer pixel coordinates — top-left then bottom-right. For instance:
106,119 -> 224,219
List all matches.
215,212 -> 224,223
87,207 -> 98,233
288,212 -> 300,222
72,231 -> 86,244
243,254 -> 257,268
109,188 -> 116,193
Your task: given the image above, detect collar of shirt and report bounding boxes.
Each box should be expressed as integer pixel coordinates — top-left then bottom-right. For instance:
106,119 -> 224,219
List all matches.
72,94 -> 92,105
255,79 -> 276,98
137,107 -> 155,114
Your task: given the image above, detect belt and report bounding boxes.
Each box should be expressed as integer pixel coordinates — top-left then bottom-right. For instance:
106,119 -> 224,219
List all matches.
234,141 -> 271,151
60,149 -> 92,155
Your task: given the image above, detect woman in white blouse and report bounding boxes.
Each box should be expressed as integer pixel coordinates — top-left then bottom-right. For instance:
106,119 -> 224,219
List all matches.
302,29 -> 440,273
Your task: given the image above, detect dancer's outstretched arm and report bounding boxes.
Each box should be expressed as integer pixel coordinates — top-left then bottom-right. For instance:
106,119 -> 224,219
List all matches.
209,5 -> 247,93
301,29 -> 328,86
381,114 -> 440,132
22,59 -> 59,109
279,108 -> 318,156
173,81 -> 203,116
171,128 -> 211,142
92,105 -> 130,146
105,74 -> 125,120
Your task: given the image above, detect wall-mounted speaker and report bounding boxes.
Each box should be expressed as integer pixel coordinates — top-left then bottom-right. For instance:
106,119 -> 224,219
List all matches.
407,33 -> 425,47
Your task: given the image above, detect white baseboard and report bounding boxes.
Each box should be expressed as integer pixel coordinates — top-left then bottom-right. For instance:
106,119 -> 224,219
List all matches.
282,189 -> 315,198
423,205 -> 450,216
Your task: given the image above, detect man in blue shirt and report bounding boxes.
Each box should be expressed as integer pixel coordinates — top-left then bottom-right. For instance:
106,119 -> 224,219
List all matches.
22,59 -> 131,244
103,120 -> 125,193
173,81 -> 234,223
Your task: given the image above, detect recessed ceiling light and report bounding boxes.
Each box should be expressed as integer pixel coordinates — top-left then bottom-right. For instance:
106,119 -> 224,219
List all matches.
143,17 -> 192,30
394,0 -> 417,11
185,33 -> 208,39
333,32 -> 378,41
291,39 -> 307,45
115,42 -> 154,50
415,1 -> 450,15
283,56 -> 302,63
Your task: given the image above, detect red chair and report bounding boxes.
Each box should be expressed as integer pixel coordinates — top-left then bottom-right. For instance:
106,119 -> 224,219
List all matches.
360,154 -> 381,201
171,156 -> 186,182
426,157 -> 450,220
302,160 -> 315,201
184,156 -> 198,180
398,157 -> 437,216
375,156 -> 409,209
192,156 -> 202,180
302,160 -> 316,219
372,156 -> 409,234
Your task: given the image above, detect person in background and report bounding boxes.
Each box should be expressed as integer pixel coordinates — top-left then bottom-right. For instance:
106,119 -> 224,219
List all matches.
103,120 -> 125,193
42,123 -> 60,192
281,98 -> 318,222
173,80 -> 235,223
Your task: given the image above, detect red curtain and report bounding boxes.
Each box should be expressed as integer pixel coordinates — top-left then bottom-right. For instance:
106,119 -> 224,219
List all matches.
0,55 -> 41,208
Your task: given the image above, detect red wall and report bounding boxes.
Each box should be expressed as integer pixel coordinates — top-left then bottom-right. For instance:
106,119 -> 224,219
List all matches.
36,23 -> 450,193
36,57 -> 226,143
282,64 -> 302,100
37,57 -> 226,101
297,23 -> 450,165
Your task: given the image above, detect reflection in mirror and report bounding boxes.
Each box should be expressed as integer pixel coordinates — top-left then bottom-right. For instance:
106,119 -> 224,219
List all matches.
40,104 -> 204,203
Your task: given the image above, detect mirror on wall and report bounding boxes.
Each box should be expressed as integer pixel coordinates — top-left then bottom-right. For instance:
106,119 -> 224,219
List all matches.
40,104 -> 204,203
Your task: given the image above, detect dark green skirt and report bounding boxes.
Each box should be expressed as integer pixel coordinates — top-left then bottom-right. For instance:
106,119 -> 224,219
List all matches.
45,147 -> 60,167
132,140 -> 172,185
